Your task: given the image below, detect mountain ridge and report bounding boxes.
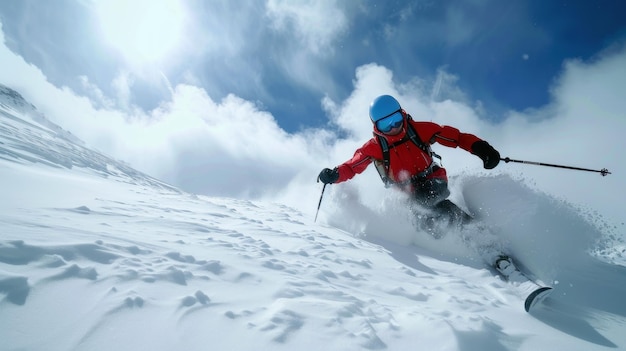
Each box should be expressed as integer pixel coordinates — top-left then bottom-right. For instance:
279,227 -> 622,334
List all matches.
0,83 -> 177,192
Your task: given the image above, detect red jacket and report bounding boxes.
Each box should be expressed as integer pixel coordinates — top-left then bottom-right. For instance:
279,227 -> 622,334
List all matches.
335,116 -> 481,191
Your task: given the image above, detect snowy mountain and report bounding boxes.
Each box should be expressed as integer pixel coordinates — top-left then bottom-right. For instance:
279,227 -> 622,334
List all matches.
1,85 -> 625,351
0,84 -> 177,191
0,84 -> 83,146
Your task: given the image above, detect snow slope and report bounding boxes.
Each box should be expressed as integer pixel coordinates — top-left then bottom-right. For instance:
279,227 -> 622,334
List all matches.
1,86 -> 625,350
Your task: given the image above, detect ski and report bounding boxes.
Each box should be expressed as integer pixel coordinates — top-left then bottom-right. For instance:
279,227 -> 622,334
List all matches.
524,286 -> 553,312
414,215 -> 556,313
494,255 -> 553,313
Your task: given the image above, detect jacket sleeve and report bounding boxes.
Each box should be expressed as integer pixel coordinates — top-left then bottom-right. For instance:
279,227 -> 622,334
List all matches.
413,121 -> 481,152
335,139 -> 381,183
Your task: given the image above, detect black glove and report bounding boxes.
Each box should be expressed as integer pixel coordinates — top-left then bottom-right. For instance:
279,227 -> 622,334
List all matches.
471,141 -> 500,169
318,168 -> 339,184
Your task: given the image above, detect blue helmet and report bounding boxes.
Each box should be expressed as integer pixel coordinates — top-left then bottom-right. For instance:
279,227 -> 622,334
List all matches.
369,95 -> 401,123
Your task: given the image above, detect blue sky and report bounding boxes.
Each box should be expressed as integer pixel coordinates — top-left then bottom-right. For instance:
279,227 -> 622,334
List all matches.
0,0 -> 625,226
1,0 -> 624,132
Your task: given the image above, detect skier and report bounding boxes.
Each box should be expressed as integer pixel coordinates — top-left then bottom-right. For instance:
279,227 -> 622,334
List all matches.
318,94 -> 501,229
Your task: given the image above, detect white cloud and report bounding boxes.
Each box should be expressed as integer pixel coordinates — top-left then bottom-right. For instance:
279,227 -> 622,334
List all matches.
111,72 -> 133,110
265,0 -> 347,55
78,75 -> 115,109
325,63 -> 399,140
496,49 -> 626,224
0,27 -> 314,197
94,0 -> 187,65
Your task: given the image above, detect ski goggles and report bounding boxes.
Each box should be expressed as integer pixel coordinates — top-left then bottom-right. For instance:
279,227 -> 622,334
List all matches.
375,110 -> 404,133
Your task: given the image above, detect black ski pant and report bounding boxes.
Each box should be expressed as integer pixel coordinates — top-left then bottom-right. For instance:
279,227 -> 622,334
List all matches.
411,177 -> 472,225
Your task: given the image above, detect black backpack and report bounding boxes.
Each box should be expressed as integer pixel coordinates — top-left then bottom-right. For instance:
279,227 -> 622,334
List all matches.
374,116 -> 441,187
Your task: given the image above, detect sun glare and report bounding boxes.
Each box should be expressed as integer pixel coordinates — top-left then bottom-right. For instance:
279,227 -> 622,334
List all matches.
96,0 -> 185,64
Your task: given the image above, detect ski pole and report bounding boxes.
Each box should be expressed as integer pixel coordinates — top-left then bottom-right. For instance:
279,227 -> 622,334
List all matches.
314,183 -> 327,223
501,157 -> 611,176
